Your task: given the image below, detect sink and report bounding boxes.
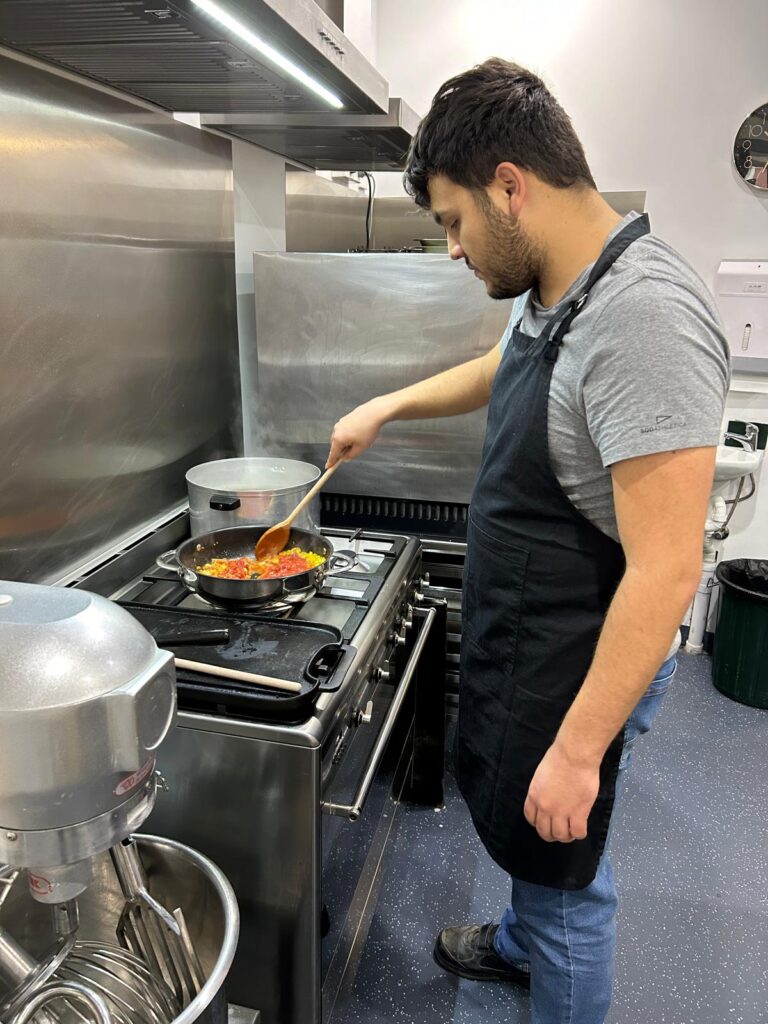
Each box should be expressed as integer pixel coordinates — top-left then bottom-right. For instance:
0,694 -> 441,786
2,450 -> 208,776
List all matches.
712,444 -> 762,493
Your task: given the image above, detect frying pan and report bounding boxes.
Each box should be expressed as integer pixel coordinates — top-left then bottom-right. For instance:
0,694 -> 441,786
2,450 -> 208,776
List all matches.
156,524 -> 356,605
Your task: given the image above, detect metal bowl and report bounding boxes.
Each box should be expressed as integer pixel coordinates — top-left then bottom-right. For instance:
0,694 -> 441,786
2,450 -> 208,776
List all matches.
0,836 -> 239,1024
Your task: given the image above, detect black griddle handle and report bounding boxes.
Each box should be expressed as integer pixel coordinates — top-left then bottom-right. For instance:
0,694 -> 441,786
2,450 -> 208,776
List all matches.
305,642 -> 356,691
156,629 -> 231,647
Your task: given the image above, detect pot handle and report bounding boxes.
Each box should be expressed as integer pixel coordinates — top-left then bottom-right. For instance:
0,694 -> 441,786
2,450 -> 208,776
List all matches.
155,551 -> 198,590
325,551 -> 358,576
209,493 -> 241,511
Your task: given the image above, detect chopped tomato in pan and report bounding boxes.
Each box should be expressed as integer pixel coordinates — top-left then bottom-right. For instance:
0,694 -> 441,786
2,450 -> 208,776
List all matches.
199,547 -> 325,581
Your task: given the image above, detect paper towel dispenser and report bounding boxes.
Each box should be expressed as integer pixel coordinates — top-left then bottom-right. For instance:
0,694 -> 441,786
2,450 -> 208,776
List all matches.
716,260 -> 768,372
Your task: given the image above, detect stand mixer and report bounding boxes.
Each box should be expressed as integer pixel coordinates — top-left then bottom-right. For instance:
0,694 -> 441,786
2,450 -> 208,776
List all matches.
0,582 -> 237,1024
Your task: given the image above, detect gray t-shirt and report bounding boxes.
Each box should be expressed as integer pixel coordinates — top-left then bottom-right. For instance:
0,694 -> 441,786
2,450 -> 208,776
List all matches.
500,213 -> 730,543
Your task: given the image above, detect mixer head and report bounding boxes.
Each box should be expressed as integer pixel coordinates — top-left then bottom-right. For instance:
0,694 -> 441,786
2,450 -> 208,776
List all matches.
0,582 -> 176,904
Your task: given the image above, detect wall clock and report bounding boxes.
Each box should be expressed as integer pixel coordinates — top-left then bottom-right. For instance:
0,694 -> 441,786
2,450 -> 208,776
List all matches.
734,102 -> 768,190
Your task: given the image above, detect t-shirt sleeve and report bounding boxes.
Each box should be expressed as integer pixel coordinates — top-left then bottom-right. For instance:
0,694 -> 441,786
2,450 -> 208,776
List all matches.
580,277 -> 730,467
499,292 -> 530,354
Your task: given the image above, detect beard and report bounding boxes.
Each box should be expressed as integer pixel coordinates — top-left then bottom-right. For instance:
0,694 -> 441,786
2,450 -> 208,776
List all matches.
471,196 -> 539,301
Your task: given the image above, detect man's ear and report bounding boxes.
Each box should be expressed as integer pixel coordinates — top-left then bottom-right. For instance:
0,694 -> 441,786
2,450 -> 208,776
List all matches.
491,162 -> 526,216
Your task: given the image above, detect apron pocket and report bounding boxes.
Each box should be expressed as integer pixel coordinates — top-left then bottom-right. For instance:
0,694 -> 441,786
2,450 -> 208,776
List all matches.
463,513 -> 528,675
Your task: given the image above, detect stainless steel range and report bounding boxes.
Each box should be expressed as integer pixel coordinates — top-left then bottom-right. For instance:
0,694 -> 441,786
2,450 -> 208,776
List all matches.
68,512 -> 447,1024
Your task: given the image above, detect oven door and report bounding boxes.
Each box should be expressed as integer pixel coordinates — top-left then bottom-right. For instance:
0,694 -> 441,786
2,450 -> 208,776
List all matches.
320,602 -> 446,1016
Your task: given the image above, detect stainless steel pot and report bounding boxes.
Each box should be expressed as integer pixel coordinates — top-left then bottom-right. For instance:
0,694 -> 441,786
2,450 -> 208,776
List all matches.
157,526 -> 356,606
186,458 -> 321,535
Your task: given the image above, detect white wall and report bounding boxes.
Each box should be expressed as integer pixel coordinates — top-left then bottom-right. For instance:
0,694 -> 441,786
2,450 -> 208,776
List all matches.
343,0 -> 377,63
373,0 -> 768,557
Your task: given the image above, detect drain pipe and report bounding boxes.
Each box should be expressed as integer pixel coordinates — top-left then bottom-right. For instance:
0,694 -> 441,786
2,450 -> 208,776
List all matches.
685,496 -> 728,655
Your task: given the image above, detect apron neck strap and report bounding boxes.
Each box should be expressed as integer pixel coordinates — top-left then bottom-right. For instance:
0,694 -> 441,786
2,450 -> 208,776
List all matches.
543,213 -> 651,362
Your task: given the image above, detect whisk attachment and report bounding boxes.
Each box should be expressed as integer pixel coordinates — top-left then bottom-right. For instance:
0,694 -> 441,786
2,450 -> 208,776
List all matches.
11,980 -> 111,1024
110,841 -> 205,1009
0,841 -> 205,1024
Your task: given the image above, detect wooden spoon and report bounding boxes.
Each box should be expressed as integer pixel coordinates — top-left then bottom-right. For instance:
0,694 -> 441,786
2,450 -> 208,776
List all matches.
174,657 -> 302,693
255,459 -> 344,560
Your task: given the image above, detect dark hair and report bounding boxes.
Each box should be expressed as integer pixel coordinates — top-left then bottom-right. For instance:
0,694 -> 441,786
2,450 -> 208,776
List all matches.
404,58 -> 596,209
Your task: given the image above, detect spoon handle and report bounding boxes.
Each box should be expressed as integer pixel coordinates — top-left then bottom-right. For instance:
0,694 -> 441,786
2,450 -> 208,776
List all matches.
285,459 -> 343,525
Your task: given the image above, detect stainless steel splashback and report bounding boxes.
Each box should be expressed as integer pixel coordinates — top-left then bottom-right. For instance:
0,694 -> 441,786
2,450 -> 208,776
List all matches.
285,173 -> 645,253
248,252 -> 513,503
0,49 -> 239,584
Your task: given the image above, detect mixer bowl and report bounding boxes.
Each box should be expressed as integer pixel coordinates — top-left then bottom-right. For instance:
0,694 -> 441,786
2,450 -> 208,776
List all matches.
0,836 -> 239,1024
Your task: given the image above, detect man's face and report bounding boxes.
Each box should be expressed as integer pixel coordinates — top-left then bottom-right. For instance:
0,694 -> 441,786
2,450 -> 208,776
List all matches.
427,174 -> 539,300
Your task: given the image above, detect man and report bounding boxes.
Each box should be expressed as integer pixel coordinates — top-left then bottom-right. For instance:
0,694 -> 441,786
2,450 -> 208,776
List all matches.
327,59 -> 729,1023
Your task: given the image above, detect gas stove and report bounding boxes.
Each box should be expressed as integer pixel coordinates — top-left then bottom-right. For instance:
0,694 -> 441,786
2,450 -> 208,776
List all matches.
100,525 -> 421,728
115,528 -> 413,642
68,511 -> 446,1024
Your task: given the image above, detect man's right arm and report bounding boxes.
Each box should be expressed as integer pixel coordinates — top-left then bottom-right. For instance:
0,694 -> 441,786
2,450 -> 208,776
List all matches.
326,343 -> 501,467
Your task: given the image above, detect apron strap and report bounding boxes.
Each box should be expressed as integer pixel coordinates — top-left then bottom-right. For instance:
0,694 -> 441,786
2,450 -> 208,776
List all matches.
543,214 -> 651,362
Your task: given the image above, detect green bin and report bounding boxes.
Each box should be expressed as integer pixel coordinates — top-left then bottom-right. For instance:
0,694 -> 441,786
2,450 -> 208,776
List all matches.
713,559 -> 768,708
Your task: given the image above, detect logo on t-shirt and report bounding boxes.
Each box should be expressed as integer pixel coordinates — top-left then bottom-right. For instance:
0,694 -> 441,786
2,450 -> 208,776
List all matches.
639,414 -> 687,435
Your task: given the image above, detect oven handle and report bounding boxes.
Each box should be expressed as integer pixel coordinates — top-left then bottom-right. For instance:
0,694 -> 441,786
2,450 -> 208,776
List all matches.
320,606 -> 436,821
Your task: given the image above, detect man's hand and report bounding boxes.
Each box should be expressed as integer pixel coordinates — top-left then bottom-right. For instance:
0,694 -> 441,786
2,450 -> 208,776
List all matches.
326,397 -> 392,467
524,742 -> 600,843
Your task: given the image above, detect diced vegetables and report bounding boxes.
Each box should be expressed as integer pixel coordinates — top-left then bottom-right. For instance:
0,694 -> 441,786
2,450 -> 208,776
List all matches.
199,547 -> 325,581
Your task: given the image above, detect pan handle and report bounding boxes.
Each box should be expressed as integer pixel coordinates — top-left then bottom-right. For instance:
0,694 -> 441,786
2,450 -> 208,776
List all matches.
155,550 -> 198,590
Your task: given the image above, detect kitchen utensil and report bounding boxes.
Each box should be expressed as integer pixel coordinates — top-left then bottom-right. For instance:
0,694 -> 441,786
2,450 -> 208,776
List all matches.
56,942 -> 178,1024
0,836 -> 239,1024
186,458 -> 321,536
110,839 -> 205,1010
156,631 -> 230,647
0,583 -> 238,1024
173,660 -> 302,694
255,461 -> 342,560
10,979 -> 111,1024
156,525 -> 356,607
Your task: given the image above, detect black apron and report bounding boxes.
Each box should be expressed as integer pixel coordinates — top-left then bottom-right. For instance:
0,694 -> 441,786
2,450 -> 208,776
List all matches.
457,214 -> 651,890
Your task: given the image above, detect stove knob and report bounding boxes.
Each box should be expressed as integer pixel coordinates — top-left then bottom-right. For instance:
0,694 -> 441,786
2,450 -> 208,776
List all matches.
413,574 -> 430,604
376,666 -> 391,682
390,628 -> 407,647
401,604 -> 414,630
355,700 -> 374,726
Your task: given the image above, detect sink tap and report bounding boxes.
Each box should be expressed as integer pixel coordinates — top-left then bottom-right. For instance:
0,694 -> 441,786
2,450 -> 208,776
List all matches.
723,423 -> 759,452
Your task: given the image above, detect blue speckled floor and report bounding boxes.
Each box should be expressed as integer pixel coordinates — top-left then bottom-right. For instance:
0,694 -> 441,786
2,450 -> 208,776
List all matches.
332,652 -> 768,1024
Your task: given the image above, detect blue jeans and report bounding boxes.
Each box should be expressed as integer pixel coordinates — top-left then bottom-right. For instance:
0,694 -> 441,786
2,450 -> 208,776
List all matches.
493,656 -> 677,1024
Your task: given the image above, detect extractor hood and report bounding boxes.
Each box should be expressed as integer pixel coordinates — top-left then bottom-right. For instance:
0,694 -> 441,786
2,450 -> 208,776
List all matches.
0,0 -> 389,114
201,96 -> 420,170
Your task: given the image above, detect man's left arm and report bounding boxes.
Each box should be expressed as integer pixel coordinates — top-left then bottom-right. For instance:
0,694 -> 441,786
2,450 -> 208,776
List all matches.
524,445 -> 715,843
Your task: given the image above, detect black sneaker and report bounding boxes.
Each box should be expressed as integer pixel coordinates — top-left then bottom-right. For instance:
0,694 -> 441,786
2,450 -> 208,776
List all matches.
433,922 -> 531,987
